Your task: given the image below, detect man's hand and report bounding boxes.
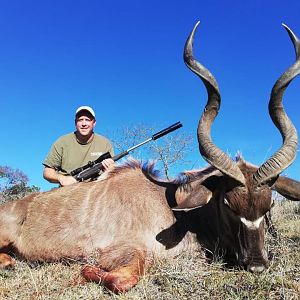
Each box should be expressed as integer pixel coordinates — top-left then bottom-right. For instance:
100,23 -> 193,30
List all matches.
101,158 -> 115,171
58,174 -> 77,186
43,167 -> 77,186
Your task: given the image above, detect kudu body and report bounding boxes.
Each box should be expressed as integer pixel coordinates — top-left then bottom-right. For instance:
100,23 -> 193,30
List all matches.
1,23 -> 300,293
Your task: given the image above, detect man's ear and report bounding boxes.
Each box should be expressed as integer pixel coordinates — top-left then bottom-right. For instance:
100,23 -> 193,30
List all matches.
172,182 -> 213,212
273,176 -> 300,201
93,120 -> 97,129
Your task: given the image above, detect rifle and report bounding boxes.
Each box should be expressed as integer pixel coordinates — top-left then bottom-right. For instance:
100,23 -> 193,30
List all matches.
71,121 -> 183,182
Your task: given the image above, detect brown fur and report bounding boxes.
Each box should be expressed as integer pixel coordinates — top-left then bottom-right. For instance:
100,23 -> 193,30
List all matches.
0,159 -> 299,293
0,163 -> 200,292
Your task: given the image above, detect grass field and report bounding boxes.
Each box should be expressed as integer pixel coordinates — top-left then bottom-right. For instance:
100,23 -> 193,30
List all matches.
1,198 -> 300,300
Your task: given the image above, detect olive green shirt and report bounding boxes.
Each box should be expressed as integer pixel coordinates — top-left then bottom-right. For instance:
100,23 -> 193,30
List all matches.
43,132 -> 114,175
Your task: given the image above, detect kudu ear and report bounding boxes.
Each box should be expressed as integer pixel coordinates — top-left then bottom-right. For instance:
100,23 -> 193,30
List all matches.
172,182 -> 212,211
273,176 -> 300,201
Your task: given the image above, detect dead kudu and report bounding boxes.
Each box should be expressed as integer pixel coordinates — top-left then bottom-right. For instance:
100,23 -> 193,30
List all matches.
1,23 -> 300,293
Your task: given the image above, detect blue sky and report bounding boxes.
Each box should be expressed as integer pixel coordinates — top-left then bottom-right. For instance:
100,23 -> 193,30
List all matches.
1,0 -> 300,191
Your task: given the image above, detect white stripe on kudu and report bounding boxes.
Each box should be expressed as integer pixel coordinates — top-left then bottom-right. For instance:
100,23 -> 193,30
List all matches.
240,216 -> 264,230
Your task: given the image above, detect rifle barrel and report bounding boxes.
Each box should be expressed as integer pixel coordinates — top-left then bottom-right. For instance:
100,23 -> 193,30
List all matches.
126,138 -> 152,152
120,122 -> 182,156
152,122 -> 182,140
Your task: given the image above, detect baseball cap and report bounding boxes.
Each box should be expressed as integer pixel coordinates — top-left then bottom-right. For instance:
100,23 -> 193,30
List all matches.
75,106 -> 96,119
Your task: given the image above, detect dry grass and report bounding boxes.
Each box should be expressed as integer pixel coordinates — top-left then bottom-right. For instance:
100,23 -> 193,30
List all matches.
1,199 -> 300,300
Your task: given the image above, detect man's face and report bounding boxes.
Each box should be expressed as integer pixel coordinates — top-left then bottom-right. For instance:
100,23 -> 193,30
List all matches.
75,112 -> 96,137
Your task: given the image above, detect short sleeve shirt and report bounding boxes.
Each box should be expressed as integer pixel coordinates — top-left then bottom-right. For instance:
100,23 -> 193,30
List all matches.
43,132 -> 114,175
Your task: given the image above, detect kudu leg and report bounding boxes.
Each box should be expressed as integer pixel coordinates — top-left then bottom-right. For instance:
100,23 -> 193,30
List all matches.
0,253 -> 16,269
81,246 -> 146,293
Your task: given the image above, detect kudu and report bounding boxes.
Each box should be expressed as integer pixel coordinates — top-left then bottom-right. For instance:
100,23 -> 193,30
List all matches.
1,22 -> 300,293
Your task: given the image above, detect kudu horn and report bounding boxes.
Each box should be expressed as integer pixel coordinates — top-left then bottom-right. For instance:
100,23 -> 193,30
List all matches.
253,24 -> 300,186
184,21 -> 246,186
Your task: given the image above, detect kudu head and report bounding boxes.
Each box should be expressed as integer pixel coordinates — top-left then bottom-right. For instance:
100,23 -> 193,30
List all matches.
183,22 -> 300,272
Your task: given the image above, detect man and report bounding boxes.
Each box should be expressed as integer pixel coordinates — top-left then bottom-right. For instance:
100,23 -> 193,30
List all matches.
43,106 -> 114,186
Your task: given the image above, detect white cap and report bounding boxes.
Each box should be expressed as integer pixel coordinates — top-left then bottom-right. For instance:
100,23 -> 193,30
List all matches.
75,106 -> 96,118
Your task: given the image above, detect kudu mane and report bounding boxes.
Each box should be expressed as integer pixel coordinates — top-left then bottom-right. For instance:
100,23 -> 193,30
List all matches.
104,157 -> 219,188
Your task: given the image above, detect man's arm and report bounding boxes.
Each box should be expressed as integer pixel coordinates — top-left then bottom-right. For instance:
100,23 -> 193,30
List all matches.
43,167 -> 77,186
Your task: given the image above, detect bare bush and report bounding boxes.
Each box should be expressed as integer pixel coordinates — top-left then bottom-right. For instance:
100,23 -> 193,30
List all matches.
110,123 -> 194,179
